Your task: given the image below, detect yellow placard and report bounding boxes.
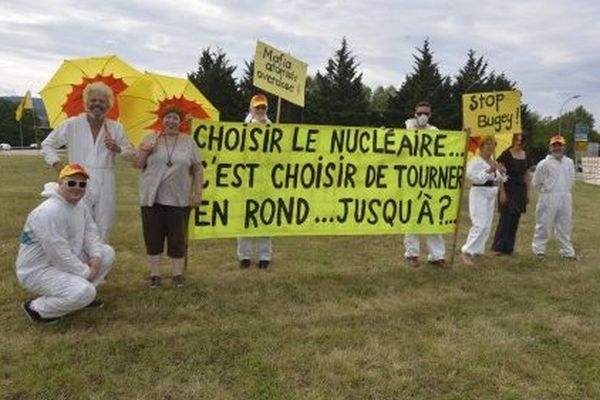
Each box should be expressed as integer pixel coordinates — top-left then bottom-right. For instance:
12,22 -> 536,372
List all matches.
575,141 -> 588,152
190,121 -> 467,239
462,90 -> 522,136
253,40 -> 307,107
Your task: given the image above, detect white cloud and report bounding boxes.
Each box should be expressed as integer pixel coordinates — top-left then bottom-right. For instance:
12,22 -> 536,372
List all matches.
0,0 -> 599,125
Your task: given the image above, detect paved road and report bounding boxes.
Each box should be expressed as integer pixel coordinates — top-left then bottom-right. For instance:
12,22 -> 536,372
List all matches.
0,149 -> 44,156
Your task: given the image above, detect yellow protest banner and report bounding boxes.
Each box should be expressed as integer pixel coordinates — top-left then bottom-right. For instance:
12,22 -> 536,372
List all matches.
253,40 -> 307,107
190,121 -> 466,239
462,90 -> 522,136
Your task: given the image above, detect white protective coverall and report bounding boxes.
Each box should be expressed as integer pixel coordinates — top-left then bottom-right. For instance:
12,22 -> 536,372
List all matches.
461,156 -> 506,256
41,114 -> 133,242
403,118 -> 445,261
531,154 -> 576,257
16,182 -> 115,319
237,113 -> 272,261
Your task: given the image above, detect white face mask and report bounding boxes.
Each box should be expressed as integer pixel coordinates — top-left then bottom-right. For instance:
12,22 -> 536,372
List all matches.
417,114 -> 429,127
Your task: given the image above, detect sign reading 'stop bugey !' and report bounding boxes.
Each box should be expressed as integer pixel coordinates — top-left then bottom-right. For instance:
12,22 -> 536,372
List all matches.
462,90 -> 522,136
253,40 -> 308,107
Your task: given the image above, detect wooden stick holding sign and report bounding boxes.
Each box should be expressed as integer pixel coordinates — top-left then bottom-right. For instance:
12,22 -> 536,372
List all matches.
449,128 -> 472,267
276,96 -> 282,124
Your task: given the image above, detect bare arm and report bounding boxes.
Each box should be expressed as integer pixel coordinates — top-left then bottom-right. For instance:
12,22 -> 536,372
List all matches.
132,135 -> 157,169
133,148 -> 152,169
498,162 -> 507,204
191,162 -> 203,206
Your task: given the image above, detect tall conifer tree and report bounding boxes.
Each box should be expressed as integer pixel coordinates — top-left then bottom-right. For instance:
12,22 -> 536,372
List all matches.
188,48 -> 244,121
305,37 -> 370,125
389,39 -> 453,128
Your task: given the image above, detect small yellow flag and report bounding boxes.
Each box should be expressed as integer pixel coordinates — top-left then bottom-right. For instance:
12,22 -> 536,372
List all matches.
15,90 -> 33,122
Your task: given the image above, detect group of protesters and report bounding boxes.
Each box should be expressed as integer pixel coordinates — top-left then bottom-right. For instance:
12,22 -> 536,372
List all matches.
459,119 -> 578,266
14,83 -> 579,324
404,102 -> 579,269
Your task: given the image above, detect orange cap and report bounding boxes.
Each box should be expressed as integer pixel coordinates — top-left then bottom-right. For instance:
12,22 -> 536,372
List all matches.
59,163 -> 89,180
250,94 -> 268,108
549,135 -> 566,145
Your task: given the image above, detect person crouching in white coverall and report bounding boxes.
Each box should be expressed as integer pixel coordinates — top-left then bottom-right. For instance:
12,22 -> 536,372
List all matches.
41,82 -> 134,243
461,136 -> 507,265
403,101 -> 448,268
531,135 -> 579,260
17,164 -> 115,324
237,94 -> 273,269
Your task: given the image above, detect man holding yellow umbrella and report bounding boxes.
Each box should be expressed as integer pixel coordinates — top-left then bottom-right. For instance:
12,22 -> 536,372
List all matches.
42,82 -> 135,242
40,55 -> 141,242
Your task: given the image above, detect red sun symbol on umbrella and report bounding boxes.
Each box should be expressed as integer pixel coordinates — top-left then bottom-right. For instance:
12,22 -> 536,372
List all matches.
468,136 -> 481,154
62,74 -> 128,119
148,96 -> 211,134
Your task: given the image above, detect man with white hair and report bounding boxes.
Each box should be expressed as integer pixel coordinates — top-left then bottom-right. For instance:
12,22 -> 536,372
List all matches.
531,135 -> 579,259
17,164 -> 115,324
42,82 -> 134,242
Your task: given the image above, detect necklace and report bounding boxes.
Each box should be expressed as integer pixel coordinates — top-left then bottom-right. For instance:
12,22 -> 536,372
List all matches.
164,134 -> 179,167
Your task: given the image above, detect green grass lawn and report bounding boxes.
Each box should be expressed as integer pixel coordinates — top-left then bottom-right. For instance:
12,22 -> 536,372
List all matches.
1,155 -> 599,400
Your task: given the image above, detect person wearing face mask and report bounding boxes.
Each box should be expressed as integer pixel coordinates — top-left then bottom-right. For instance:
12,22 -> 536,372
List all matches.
531,135 -> 579,259
403,101 -> 448,269
41,82 -> 134,242
17,164 -> 115,324
134,106 -> 203,289
237,94 -> 273,269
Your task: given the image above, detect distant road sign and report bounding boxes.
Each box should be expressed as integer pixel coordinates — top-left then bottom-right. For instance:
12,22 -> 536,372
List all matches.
575,122 -> 589,141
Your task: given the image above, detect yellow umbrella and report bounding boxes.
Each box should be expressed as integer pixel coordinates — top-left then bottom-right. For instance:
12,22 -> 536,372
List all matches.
118,71 -> 219,146
40,55 -> 142,128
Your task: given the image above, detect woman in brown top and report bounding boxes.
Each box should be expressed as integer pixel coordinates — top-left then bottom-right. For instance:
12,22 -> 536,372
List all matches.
134,106 -> 203,288
491,133 -> 532,255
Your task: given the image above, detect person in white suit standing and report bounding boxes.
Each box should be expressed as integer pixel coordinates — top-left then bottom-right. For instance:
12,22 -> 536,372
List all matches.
17,164 -> 115,324
41,82 -> 134,242
404,101 -> 448,269
531,135 -> 579,260
237,94 -> 273,269
461,136 -> 507,265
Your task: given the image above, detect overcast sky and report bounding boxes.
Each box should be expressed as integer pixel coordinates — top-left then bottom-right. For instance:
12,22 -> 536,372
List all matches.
1,0 -> 598,127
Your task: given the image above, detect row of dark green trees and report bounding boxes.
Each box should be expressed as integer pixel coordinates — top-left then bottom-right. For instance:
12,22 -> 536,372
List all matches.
1,39 -> 597,161
188,38 -> 597,162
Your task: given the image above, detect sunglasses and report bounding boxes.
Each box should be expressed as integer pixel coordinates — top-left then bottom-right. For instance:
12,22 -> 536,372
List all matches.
416,112 -> 430,116
66,180 -> 87,188
254,105 -> 267,110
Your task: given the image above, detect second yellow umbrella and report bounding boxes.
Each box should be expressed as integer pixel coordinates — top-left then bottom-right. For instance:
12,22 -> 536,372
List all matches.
119,71 -> 219,146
